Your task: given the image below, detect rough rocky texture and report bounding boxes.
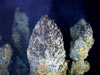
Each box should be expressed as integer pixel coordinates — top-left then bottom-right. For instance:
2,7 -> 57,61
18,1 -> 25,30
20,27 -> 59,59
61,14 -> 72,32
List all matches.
69,19 -> 94,75
27,15 -> 67,75
70,19 -> 94,60
0,44 -> 13,75
69,60 -> 90,75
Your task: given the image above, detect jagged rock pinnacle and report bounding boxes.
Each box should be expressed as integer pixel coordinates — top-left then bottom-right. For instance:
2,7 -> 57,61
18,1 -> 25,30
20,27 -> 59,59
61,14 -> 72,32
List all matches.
27,15 -> 66,74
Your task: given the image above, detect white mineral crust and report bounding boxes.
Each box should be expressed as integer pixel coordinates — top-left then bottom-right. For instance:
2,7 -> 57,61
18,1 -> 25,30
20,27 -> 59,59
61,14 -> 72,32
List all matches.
27,15 -> 66,74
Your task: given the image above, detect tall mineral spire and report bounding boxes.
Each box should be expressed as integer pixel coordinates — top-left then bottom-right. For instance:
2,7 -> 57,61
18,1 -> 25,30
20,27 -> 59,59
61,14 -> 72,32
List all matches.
69,19 -> 94,75
70,19 -> 94,60
27,15 -> 67,75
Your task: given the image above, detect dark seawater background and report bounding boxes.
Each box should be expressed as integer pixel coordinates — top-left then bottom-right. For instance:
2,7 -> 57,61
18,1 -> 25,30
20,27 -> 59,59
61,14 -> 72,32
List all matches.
0,0 -> 99,75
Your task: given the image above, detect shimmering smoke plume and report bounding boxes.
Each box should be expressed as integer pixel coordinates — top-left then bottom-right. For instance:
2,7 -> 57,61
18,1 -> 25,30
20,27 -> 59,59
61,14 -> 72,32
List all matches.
27,15 -> 67,75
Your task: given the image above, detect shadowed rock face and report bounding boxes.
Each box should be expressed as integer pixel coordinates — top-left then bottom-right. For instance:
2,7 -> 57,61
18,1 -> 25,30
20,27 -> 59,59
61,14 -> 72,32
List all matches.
12,7 -> 30,65
12,7 -> 30,54
0,44 -> 13,75
27,15 -> 66,74
14,56 -> 28,75
11,7 -> 30,74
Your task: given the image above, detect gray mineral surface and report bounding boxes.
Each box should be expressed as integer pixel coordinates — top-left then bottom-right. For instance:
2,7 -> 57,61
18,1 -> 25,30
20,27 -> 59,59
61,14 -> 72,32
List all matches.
27,15 -> 66,74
